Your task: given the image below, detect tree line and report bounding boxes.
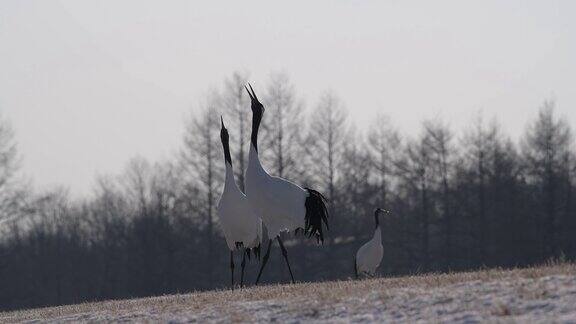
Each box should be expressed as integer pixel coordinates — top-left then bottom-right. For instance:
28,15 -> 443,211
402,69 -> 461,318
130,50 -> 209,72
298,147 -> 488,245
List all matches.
0,72 -> 574,311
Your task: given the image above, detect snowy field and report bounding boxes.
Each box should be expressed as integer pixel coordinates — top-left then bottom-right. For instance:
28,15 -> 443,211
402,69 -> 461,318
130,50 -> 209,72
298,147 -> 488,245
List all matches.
2,262 -> 576,323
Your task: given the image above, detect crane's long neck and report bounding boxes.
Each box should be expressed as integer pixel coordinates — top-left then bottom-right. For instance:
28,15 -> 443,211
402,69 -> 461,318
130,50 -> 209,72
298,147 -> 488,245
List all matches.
251,110 -> 262,152
221,134 -> 239,191
222,134 -> 232,167
373,211 -> 382,242
248,141 -> 267,176
224,162 -> 237,190
373,225 -> 382,242
247,110 -> 268,180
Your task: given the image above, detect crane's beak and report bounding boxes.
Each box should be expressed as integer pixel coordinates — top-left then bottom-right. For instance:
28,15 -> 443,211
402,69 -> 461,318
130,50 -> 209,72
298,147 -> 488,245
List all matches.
245,85 -> 254,101
248,83 -> 258,101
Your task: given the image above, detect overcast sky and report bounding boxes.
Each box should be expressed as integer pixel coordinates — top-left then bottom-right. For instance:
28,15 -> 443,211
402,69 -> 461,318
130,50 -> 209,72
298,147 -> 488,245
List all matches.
1,0 -> 575,195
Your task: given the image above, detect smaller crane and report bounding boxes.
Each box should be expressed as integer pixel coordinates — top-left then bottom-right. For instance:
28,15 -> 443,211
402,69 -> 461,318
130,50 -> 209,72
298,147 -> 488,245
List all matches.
354,208 -> 387,278
217,117 -> 262,288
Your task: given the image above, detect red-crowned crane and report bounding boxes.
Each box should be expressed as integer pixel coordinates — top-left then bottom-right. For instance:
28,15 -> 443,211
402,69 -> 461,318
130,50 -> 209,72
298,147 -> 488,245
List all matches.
354,208 -> 387,278
243,84 -> 329,284
217,117 -> 262,288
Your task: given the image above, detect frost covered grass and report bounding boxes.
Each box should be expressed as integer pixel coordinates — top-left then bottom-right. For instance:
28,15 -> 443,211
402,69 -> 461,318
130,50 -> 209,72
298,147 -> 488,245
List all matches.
2,261 -> 576,323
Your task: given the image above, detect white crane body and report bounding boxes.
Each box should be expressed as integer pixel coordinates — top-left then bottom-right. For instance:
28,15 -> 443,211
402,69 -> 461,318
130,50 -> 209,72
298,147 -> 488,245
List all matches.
218,163 -> 262,251
216,117 -> 262,288
245,145 -> 307,239
355,208 -> 387,278
355,226 -> 383,275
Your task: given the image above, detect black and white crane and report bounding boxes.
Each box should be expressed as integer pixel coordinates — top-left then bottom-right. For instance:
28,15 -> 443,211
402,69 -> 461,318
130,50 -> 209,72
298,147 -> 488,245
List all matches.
217,117 -> 262,288
354,208 -> 387,278
243,84 -> 329,284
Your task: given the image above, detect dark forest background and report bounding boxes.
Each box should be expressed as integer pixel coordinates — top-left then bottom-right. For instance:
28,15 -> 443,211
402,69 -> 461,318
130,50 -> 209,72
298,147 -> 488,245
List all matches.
0,72 -> 574,311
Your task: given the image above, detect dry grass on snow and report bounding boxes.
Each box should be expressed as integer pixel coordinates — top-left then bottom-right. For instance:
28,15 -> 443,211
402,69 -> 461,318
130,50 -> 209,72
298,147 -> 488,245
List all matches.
2,261 -> 576,323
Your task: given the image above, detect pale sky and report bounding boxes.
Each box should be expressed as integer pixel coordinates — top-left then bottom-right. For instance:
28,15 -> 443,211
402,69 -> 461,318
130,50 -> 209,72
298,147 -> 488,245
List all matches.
1,0 -> 575,196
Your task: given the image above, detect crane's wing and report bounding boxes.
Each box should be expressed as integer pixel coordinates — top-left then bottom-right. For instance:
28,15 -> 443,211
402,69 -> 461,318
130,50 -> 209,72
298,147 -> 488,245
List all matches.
264,176 -> 307,226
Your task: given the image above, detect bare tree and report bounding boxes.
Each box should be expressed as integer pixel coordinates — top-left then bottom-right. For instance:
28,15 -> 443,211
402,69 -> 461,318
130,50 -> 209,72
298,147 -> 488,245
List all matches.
560,151 -> 576,253
459,114 -> 500,264
121,157 -> 153,217
340,128 -> 374,238
307,91 -> 348,201
221,72 -> 250,190
88,175 -> 129,299
522,100 -> 573,258
260,72 -> 306,179
397,132 -> 434,271
367,114 -> 401,208
27,187 -> 73,305
305,91 -> 349,247
0,115 -> 26,223
179,94 -> 223,285
423,119 -> 455,268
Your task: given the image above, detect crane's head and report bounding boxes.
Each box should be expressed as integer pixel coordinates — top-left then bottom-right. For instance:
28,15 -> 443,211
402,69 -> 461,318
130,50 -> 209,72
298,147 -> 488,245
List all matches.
245,83 -> 265,117
374,208 -> 389,228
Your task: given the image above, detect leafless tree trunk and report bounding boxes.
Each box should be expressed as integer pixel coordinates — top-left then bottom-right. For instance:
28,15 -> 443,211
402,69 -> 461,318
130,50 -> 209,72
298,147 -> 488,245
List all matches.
222,72 -> 250,191
260,72 -> 305,179
424,120 -> 454,268
0,115 -> 26,223
461,115 -> 499,264
367,114 -> 400,208
306,92 -> 348,241
398,135 -> 433,272
180,94 -> 223,285
307,92 -> 347,199
522,100 -> 573,258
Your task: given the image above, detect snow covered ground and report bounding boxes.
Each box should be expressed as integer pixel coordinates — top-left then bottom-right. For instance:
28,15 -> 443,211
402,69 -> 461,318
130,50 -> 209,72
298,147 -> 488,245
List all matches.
2,262 -> 576,323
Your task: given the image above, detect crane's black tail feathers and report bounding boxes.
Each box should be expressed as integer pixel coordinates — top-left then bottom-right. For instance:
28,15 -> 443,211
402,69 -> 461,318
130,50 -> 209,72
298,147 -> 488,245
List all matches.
304,188 -> 330,244
354,256 -> 358,279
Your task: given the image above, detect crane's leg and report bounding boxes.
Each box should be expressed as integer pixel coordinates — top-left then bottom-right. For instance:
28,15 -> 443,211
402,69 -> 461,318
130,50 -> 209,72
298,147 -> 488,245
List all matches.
230,251 -> 235,290
255,239 -> 273,285
354,257 -> 358,279
240,249 -> 247,288
277,237 -> 295,284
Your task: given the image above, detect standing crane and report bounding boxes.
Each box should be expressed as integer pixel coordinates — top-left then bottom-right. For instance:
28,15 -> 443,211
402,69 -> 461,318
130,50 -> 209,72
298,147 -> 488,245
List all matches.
243,84 -> 329,284
217,117 -> 262,288
354,208 -> 387,278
